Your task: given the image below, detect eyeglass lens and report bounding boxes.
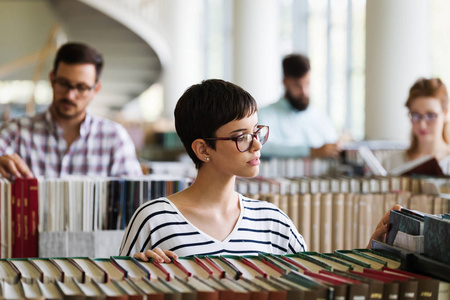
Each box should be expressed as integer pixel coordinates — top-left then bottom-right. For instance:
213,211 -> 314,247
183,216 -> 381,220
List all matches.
54,79 -> 93,96
410,112 -> 438,123
237,126 -> 269,152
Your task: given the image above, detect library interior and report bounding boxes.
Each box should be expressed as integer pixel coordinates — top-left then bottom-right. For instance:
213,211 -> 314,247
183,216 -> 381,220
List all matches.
0,0 -> 449,299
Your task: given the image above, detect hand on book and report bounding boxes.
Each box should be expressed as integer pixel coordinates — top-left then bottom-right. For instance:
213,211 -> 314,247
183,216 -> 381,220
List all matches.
0,153 -> 34,180
310,143 -> 341,158
133,247 -> 178,263
366,204 -> 402,248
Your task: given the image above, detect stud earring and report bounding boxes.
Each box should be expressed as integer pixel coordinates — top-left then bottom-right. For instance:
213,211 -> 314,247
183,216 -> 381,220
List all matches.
204,157 -> 210,161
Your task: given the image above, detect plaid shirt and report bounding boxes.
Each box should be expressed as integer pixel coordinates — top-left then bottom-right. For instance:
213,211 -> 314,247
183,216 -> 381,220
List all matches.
0,109 -> 142,178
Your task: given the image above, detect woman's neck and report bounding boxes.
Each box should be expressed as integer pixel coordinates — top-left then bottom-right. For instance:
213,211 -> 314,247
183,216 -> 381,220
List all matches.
183,166 -> 238,209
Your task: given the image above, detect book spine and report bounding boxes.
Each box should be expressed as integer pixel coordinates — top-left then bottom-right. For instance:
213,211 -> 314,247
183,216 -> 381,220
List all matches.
22,179 -> 29,258
28,179 -> 39,258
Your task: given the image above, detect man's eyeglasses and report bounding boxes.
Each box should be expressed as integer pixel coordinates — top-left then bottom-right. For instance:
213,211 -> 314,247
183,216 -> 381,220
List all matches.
203,125 -> 269,152
52,78 -> 97,97
409,112 -> 439,124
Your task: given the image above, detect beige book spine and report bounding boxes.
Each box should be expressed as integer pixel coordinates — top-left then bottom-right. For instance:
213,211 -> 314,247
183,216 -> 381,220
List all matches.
279,195 -> 289,216
343,193 -> 354,250
320,193 -> 332,253
433,196 -> 443,215
352,194 -> 360,250
265,194 -> 280,209
384,193 -> 397,214
443,197 -> 449,214
331,193 -> 344,251
298,193 -> 311,250
287,194 -> 299,230
372,194 -> 385,233
409,194 -> 429,212
310,193 -> 321,252
356,194 -> 373,248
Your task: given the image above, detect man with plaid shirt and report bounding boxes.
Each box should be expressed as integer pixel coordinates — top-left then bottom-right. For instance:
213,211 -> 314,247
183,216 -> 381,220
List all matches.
0,43 -> 142,179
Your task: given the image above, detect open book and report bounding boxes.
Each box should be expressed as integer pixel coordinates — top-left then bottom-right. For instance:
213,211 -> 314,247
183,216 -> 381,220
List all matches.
358,146 -> 444,176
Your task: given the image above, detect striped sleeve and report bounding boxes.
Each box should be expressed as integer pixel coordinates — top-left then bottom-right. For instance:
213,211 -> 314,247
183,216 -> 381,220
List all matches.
240,197 -> 307,254
119,198 -> 180,256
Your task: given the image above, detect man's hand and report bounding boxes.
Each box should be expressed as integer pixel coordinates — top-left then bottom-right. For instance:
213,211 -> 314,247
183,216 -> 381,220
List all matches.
310,143 -> 341,158
133,247 -> 178,263
366,204 -> 402,248
0,154 -> 34,180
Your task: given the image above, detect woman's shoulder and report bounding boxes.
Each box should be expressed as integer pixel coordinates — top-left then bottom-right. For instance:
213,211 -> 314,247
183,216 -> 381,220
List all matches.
134,197 -> 175,214
240,194 -> 290,218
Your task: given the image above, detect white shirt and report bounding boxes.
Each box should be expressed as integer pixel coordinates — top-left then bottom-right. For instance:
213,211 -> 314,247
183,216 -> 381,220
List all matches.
258,98 -> 337,157
119,194 -> 306,257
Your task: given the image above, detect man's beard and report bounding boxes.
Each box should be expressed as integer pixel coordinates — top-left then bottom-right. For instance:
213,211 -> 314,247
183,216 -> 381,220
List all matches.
285,91 -> 309,111
52,99 -> 81,120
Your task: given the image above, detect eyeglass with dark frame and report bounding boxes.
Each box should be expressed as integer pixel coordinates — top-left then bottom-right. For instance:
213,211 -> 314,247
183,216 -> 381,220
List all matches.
409,112 -> 439,124
52,78 -> 97,97
203,125 -> 269,152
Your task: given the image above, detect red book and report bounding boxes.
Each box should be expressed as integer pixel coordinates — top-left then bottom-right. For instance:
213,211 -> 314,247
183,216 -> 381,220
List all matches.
13,178 -> 23,258
10,179 -> 16,258
22,179 -> 29,258
27,178 -> 39,258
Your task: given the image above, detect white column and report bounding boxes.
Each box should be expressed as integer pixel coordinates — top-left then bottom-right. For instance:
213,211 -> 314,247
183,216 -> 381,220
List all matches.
160,0 -> 205,119
365,0 -> 430,140
232,0 -> 280,107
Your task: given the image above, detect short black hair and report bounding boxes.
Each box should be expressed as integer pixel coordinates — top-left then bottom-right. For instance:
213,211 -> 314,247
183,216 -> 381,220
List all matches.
53,42 -> 104,81
174,79 -> 258,169
282,54 -> 310,78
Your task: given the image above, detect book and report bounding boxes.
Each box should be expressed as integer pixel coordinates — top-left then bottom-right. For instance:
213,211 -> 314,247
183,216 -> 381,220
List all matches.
363,269 -> 419,300
423,215 -> 450,265
71,257 -> 108,283
358,147 -> 445,176
334,250 -> 387,270
332,269 -> 386,300
298,252 -> 351,272
74,280 -> 107,300
110,256 -> 150,280
36,280 -> 63,300
55,279 -> 86,300
28,258 -> 64,283
352,249 -> 402,269
51,257 -> 85,283
8,258 -> 43,283
127,278 -> 164,300
386,210 -> 424,247
381,267 -> 440,300
92,258 -> 126,281
28,178 -> 39,258
349,270 -> 400,300
0,259 -> 21,283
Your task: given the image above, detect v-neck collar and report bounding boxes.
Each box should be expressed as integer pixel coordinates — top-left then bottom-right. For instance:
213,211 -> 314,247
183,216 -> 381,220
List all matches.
163,193 -> 244,243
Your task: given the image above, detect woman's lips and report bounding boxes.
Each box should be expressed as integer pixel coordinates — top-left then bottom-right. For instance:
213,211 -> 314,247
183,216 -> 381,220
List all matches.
248,157 -> 260,166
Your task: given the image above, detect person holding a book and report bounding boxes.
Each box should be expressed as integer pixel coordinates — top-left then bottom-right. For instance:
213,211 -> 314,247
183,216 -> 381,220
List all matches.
383,78 -> 450,175
257,54 -> 341,158
119,79 -> 400,262
0,42 -> 142,179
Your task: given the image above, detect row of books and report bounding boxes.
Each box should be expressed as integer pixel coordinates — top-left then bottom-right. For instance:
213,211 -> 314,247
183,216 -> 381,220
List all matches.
0,176 -> 192,259
235,175 -> 449,251
236,175 -> 450,197
259,144 -> 407,178
384,207 -> 450,266
0,248 -> 446,300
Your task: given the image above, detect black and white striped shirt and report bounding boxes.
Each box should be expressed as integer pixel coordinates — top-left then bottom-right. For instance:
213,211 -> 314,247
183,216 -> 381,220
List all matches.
119,194 -> 306,257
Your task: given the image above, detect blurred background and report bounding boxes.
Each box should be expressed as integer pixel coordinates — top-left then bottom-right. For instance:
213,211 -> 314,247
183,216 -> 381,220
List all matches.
0,0 -> 448,162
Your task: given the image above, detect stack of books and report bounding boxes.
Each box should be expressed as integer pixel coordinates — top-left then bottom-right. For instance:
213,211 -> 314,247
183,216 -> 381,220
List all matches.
0,248 -> 446,300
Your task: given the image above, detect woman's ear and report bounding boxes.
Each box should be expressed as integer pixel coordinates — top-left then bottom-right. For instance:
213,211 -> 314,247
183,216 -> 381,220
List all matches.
444,107 -> 449,119
191,139 -> 211,162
